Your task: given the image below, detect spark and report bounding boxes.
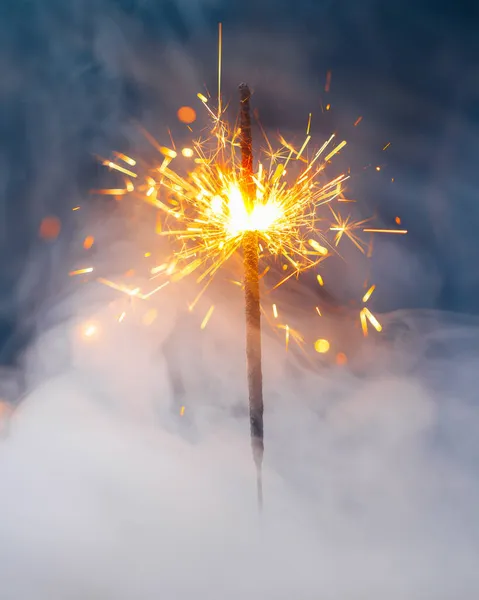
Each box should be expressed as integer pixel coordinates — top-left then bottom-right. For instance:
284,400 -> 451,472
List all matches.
69,267 -> 93,276
81,323 -> 98,339
362,284 -> 376,303
363,307 -> 382,332
96,42 -> 405,358
102,160 -> 137,179
200,305 -> 215,329
363,228 -> 408,234
113,151 -> 136,166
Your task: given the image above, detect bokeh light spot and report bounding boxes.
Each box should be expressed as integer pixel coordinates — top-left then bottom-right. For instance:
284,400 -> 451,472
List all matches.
177,106 -> 196,124
39,216 -> 61,240
314,338 -> 330,354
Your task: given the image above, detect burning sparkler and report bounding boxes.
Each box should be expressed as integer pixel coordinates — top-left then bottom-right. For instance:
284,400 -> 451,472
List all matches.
87,24 -> 407,510
239,83 -> 264,510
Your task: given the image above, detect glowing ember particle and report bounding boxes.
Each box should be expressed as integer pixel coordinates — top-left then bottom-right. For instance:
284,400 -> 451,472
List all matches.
160,147 -> 177,159
316,274 -> 324,286
325,104 -> 331,111
315,306 -> 322,316
182,147 -> 194,158
81,323 -> 98,339
324,140 -> 347,162
113,151 -> 136,166
354,116 -> 363,126
103,161 -> 137,178
144,252 -> 151,258
363,307 -> 382,332
336,352 -> 348,365
39,216 -> 61,240
308,239 -> 328,256
362,284 -> 376,303
197,93 -> 208,103
177,106 -> 197,124
363,228 -> 407,234
314,338 -> 330,353
382,142 -> 391,151
118,312 -> 126,323
69,267 -> 93,276
180,406 -> 185,416
360,309 -> 368,336
72,206 -> 80,211
83,236 -> 94,250
200,305 -> 215,330
284,324 -> 290,350
395,216 -> 401,225
376,166 -> 381,171
272,304 -> 278,319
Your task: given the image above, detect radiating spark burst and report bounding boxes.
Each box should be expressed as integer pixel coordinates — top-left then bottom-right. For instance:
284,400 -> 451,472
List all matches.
95,27 -> 406,346
99,102 -> 353,302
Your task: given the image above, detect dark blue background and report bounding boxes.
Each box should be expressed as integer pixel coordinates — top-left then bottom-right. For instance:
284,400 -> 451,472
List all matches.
1,0 -> 478,368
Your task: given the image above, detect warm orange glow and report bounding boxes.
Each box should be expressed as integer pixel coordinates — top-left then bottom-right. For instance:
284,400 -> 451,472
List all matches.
336,352 -> 348,365
83,236 -> 94,250
177,106 -> 197,124
81,323 -> 98,340
39,216 -> 61,240
142,309 -> 157,325
182,147 -> 194,158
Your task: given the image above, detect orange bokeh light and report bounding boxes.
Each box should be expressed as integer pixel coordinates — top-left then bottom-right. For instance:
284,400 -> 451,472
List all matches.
83,235 -> 94,249
39,216 -> 61,240
336,352 -> 348,366
177,106 -> 196,124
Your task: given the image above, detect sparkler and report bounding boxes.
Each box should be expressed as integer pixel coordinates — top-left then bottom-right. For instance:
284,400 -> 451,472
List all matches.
239,83 -> 264,511
86,24 -> 408,510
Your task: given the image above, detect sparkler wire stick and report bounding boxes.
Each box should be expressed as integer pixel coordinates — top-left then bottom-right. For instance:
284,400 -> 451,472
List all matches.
239,83 -> 264,511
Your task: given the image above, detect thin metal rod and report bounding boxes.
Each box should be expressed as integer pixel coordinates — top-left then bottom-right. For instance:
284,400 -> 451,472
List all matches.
239,83 -> 264,510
